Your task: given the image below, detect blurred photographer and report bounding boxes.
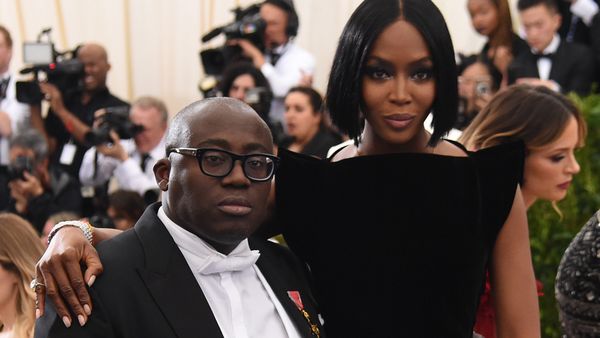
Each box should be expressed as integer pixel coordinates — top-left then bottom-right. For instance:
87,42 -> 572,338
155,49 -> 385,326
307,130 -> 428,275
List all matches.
457,54 -> 501,130
0,26 -> 45,166
40,43 -> 129,179
217,61 -> 284,144
79,96 -> 167,203
7,129 -> 82,233
229,0 -> 315,127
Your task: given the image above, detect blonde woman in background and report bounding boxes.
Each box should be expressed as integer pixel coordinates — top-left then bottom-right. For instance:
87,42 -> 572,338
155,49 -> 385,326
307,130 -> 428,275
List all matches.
0,213 -> 44,338
460,84 -> 587,338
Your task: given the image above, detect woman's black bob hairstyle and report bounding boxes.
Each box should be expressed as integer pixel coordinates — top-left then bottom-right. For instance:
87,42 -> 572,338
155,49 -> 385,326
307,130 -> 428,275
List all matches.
326,0 -> 458,146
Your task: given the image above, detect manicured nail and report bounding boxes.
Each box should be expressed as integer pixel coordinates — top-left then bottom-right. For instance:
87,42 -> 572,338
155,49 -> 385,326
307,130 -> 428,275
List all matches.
62,316 -> 71,328
78,314 -> 86,326
36,309 -> 41,319
87,275 -> 96,287
84,304 -> 91,315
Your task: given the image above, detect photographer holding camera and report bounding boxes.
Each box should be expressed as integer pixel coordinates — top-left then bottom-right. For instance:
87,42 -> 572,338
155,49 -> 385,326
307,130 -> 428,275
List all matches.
229,0 -> 315,127
41,43 -> 129,179
0,26 -> 46,166
6,129 -> 82,233
79,96 -> 167,203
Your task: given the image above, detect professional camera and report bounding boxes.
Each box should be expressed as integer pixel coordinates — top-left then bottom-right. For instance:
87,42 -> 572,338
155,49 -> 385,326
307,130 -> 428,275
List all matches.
84,106 -> 144,146
6,156 -> 34,181
16,28 -> 84,105
199,4 -> 266,77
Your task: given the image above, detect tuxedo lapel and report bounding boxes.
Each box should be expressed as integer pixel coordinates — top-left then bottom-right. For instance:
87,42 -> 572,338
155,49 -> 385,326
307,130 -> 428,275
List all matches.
135,205 -> 224,338
549,41 -> 566,83
252,239 -> 322,338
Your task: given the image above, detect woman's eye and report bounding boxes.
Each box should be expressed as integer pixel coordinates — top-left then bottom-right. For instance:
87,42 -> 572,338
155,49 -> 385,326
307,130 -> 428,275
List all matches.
551,155 -> 565,163
411,68 -> 433,81
365,66 -> 393,80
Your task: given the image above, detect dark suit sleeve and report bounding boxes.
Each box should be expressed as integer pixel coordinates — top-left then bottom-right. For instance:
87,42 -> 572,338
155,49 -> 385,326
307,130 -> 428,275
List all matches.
35,288 -> 116,338
590,13 -> 600,79
565,45 -> 596,95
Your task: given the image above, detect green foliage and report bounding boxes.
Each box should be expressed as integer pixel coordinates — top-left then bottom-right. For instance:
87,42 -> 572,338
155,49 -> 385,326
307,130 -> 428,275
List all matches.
528,93 -> 600,337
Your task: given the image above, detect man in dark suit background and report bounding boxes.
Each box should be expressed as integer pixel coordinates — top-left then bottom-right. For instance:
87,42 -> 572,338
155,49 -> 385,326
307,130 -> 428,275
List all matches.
34,97 -> 324,338
558,0 -> 600,81
508,0 -> 596,95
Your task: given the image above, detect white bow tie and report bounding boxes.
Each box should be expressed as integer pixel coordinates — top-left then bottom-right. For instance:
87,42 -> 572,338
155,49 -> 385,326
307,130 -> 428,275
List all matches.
197,250 -> 260,275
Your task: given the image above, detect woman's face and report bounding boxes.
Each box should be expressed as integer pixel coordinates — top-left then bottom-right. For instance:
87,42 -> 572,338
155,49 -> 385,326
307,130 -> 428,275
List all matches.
0,263 -> 18,310
523,116 -> 581,204
458,62 -> 493,100
228,74 -> 256,102
468,0 -> 500,37
284,91 -> 321,142
361,20 -> 435,151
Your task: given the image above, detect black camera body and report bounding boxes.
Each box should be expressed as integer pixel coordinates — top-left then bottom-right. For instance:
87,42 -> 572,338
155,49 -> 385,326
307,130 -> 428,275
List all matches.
200,4 -> 266,77
7,155 -> 34,181
16,30 -> 84,105
84,106 -> 144,146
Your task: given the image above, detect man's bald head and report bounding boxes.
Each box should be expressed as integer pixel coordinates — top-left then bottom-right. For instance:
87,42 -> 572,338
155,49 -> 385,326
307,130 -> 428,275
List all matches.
166,97 -> 273,153
78,43 -> 110,92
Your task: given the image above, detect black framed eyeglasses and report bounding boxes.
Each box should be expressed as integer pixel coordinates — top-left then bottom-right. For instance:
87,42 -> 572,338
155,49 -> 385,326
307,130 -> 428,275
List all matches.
168,147 -> 279,182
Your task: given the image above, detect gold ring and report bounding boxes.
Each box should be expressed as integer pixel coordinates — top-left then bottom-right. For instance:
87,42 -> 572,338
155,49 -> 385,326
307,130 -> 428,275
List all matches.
30,278 -> 45,291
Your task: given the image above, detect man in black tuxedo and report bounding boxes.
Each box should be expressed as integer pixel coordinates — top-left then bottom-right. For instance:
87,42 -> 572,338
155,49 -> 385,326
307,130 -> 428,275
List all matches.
34,97 -> 325,338
508,0 -> 595,95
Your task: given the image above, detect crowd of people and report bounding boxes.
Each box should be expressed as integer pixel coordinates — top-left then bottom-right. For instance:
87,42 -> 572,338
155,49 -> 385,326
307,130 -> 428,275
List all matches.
1,0 -> 599,337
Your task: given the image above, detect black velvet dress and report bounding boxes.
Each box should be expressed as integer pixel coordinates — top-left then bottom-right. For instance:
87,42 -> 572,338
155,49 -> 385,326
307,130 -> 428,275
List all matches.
275,141 -> 524,337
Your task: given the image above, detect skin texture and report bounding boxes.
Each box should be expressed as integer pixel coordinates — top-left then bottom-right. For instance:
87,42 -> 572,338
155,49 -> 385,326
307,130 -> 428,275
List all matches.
156,99 -> 273,253
284,91 -> 321,151
520,3 -> 561,53
468,0 -> 500,37
228,74 -> 256,101
522,116 -> 581,208
359,20 -> 436,155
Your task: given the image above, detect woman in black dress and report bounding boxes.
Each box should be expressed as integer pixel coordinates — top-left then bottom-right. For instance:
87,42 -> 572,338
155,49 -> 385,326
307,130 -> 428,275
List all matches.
275,0 -> 540,336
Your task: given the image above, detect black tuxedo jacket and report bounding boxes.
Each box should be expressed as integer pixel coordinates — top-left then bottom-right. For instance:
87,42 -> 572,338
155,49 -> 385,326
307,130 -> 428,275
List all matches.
35,203 -> 325,338
507,39 -> 595,95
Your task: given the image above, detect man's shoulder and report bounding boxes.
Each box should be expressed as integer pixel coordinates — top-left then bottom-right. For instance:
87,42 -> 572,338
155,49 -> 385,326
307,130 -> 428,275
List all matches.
96,228 -> 144,269
286,42 -> 315,61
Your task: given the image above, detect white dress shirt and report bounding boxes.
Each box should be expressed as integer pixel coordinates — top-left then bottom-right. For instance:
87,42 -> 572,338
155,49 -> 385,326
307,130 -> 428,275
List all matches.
261,41 -> 315,126
571,0 -> 599,26
79,135 -> 165,195
534,34 -> 560,83
0,73 -> 31,165
158,207 -> 302,338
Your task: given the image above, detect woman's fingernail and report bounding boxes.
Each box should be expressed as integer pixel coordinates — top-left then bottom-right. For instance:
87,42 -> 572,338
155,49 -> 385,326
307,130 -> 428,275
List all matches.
36,309 -> 41,319
78,314 -> 86,326
87,275 -> 96,287
62,316 -> 71,328
84,304 -> 92,315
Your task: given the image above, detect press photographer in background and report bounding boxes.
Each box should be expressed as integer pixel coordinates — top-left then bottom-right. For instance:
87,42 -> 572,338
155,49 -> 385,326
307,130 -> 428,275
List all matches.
226,0 -> 315,128
40,43 -> 129,179
216,61 -> 284,145
5,129 -> 81,233
456,54 -> 501,130
79,96 -> 167,207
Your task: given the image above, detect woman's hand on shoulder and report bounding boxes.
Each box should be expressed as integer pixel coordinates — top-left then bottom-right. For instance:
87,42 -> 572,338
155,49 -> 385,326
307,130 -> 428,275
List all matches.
35,226 -> 106,327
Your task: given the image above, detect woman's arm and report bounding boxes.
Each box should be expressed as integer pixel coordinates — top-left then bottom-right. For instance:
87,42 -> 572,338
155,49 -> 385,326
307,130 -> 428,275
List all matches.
36,226 -> 121,327
491,186 -> 541,337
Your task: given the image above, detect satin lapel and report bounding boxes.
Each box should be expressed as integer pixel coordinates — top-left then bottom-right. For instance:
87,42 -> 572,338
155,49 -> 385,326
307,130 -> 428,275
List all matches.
252,241 -> 318,338
135,204 -> 224,338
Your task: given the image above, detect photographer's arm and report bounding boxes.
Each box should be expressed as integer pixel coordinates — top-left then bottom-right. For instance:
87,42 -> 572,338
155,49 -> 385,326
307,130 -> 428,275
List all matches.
39,82 -> 91,144
35,226 -> 121,326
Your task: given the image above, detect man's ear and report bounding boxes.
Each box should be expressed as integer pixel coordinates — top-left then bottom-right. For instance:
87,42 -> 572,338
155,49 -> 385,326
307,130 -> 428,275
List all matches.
154,158 -> 171,191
